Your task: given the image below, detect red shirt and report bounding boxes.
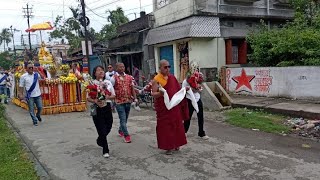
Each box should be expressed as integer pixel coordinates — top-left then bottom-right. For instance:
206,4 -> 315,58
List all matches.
114,74 -> 133,104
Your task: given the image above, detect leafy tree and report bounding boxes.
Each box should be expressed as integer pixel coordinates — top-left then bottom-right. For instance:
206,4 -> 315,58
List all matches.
247,0 -> 320,66
0,52 -> 13,69
49,7 -> 96,52
0,29 -> 12,51
107,7 -> 129,26
97,7 -> 129,41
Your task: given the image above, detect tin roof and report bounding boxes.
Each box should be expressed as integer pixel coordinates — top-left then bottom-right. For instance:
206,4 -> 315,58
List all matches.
145,16 -> 221,45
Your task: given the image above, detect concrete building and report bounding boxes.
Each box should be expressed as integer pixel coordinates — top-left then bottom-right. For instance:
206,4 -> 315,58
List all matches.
49,43 -> 70,60
145,0 -> 294,82
105,12 -> 155,80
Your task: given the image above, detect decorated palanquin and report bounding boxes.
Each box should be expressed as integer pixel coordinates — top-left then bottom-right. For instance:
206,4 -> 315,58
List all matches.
12,43 -> 89,115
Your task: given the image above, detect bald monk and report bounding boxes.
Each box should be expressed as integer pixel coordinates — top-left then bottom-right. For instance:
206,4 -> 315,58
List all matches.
151,60 -> 190,155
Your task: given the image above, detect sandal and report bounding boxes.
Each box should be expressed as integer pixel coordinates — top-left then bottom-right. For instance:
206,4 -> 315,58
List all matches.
165,150 -> 173,155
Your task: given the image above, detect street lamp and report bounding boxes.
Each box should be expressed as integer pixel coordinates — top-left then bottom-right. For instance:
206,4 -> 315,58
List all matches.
9,26 -> 20,59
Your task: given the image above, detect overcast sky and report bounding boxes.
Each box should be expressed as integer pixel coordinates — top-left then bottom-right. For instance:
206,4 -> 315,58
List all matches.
0,0 -> 153,50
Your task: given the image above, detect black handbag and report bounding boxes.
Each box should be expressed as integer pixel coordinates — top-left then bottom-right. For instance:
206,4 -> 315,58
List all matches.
90,104 -> 97,116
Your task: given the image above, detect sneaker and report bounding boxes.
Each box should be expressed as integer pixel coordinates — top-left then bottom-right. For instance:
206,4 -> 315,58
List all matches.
200,135 -> 210,140
37,116 -> 42,122
103,153 -> 110,158
124,135 -> 131,143
33,123 -> 38,126
119,131 -> 124,137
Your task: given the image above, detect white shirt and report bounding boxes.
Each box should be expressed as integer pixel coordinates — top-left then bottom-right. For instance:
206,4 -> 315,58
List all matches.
92,79 -> 115,103
105,71 -> 116,81
182,79 -> 201,102
0,73 -> 7,85
6,75 -> 13,87
19,72 -> 42,97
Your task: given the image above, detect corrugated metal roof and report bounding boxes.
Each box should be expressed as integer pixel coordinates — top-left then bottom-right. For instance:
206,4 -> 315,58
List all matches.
108,33 -> 140,49
145,16 -> 221,45
107,51 -> 143,55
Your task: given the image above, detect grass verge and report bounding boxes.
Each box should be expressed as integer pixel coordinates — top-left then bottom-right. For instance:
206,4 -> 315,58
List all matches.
0,105 -> 38,180
224,108 -> 291,134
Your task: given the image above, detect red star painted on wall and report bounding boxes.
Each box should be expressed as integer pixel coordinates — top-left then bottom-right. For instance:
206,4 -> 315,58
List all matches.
232,69 -> 255,92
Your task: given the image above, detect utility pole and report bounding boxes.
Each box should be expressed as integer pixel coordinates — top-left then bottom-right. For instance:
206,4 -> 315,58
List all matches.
23,4 -> 33,51
63,0 -> 65,20
80,0 -> 90,73
9,26 -> 18,59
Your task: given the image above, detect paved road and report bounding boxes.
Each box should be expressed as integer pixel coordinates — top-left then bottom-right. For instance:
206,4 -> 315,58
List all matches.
5,104 -> 320,180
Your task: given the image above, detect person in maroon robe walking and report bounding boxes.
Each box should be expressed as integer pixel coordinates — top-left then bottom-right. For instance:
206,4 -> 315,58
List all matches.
151,60 -> 190,155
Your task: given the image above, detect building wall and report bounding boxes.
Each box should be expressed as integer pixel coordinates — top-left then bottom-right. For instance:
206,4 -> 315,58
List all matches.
226,66 -> 320,100
154,38 -> 226,79
153,0 -> 293,27
153,0 -> 194,27
188,38 -> 225,70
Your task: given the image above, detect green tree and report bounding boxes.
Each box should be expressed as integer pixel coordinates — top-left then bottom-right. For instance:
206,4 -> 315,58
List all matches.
107,7 -> 129,26
50,7 -> 81,52
247,0 -> 320,66
0,29 -> 11,51
97,7 -> 129,41
0,52 -> 13,69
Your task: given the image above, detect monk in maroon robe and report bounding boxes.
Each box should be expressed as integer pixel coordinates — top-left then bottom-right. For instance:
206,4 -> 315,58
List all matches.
152,60 -> 190,155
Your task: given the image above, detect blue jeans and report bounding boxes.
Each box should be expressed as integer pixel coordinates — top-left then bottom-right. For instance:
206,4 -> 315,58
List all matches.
115,103 -> 131,136
0,85 -> 7,103
27,96 -> 43,124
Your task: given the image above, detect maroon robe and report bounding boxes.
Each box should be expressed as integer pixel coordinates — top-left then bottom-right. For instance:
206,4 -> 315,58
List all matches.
154,74 -> 189,150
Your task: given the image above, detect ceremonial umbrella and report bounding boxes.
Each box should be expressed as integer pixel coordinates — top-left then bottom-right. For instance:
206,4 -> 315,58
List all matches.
25,22 -> 54,42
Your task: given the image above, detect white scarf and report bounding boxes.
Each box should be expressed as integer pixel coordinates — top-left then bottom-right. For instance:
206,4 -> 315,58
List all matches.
159,86 -> 199,113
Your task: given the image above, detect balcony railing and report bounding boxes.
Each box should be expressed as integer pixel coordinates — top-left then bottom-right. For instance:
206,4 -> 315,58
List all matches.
197,3 -> 294,19
274,0 -> 290,5
225,0 -> 259,3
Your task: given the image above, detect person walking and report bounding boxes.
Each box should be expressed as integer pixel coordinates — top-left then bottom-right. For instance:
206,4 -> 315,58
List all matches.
151,60 -> 189,155
182,72 -> 209,140
87,65 -> 115,158
18,63 -> 44,126
110,63 -> 138,143
6,70 -> 14,99
105,64 -> 116,81
132,65 -> 140,85
0,70 -> 8,104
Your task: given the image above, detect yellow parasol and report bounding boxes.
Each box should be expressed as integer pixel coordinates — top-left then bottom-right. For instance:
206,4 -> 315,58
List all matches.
25,22 -> 54,42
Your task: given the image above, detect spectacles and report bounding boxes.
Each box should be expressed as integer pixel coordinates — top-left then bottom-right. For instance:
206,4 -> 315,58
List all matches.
164,65 -> 171,69
108,67 -> 112,69
28,67 -> 33,70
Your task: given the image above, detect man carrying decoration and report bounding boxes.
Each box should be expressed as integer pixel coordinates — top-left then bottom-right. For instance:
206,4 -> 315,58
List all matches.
182,62 -> 209,140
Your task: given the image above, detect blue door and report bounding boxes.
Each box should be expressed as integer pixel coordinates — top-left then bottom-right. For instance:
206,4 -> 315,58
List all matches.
160,45 -> 174,74
89,55 -> 102,75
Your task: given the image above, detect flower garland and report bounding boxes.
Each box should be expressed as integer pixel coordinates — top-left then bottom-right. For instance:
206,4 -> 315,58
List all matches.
60,64 -> 70,71
86,80 -> 111,100
187,71 -> 204,91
